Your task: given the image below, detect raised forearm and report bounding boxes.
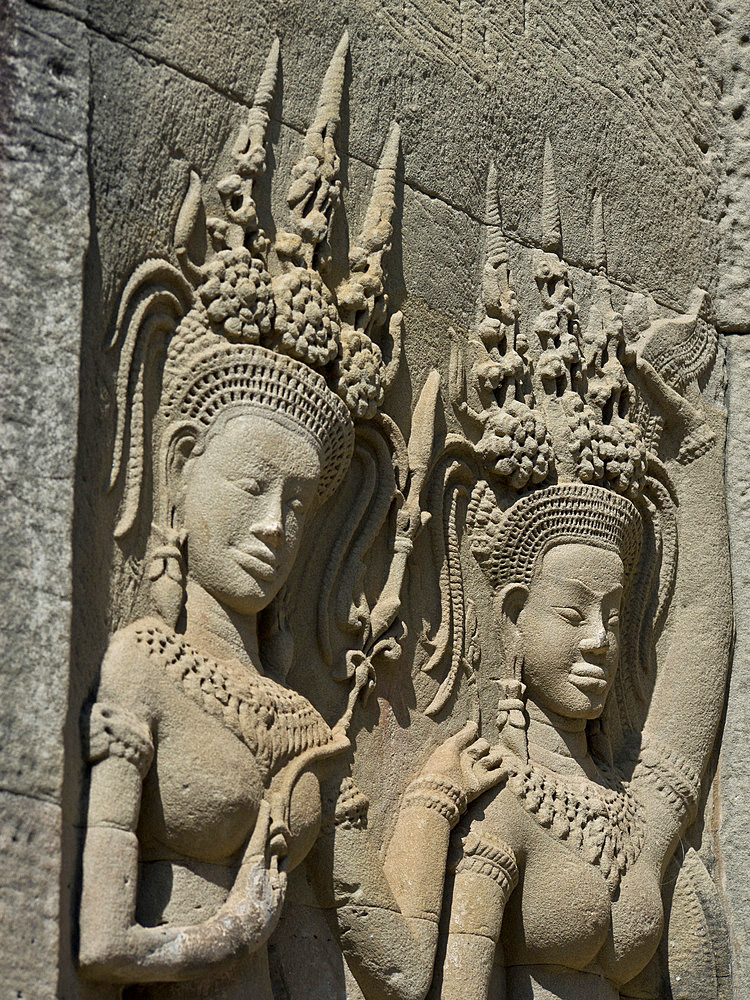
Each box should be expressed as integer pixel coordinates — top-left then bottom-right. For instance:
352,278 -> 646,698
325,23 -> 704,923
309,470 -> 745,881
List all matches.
645,412 -> 731,772
320,783 -> 461,1000
317,725 -> 503,1000
383,776 -> 461,919
440,831 -> 516,1000
336,899 -> 439,1000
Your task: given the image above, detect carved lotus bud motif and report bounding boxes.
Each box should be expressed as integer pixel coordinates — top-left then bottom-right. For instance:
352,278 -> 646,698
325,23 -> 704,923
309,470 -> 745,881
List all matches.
337,329 -> 385,419
198,248 -> 275,343
272,266 -> 341,367
569,408 -> 647,497
477,401 -> 552,489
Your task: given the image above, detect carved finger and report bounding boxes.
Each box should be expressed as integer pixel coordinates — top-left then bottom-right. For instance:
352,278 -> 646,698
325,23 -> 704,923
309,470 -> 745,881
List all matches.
271,868 -> 288,907
478,748 -> 505,772
243,799 -> 272,865
269,820 -> 290,863
466,738 -> 491,760
448,720 -> 479,751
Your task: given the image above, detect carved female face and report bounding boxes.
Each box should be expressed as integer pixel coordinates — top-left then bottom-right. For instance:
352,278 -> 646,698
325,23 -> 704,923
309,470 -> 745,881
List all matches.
508,542 -> 624,719
175,412 -> 321,616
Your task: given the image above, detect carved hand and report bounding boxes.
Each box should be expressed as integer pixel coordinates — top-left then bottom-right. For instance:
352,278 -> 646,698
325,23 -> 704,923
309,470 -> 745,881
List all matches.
225,800 -> 287,945
420,721 -> 508,804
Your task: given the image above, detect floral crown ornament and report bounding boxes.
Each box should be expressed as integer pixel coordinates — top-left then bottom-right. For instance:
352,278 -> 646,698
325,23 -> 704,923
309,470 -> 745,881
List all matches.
108,33 -> 402,541
424,141 -> 717,747
451,141 -> 651,591
416,144 -> 652,722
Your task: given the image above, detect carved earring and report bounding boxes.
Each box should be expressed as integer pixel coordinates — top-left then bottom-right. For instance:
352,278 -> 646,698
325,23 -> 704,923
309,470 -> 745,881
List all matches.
259,585 -> 293,681
495,652 -> 528,761
148,522 -> 187,628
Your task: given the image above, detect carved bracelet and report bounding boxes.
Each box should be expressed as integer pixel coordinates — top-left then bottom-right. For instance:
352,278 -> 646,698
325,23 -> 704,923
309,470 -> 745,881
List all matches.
403,776 -> 468,828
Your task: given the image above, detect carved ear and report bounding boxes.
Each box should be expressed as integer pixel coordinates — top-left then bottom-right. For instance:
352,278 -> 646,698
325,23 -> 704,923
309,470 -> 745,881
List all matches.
163,421 -> 201,516
494,582 -> 528,636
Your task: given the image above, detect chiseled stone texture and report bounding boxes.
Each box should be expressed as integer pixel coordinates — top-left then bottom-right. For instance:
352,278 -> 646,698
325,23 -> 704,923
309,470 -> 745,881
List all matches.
721,333 -> 750,999
80,0 -> 723,314
0,0 -> 748,997
0,792 -> 63,998
0,1 -> 88,996
709,1 -> 750,330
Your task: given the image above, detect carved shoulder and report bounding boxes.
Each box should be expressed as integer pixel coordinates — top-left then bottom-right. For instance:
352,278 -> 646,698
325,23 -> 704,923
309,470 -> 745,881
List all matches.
83,620 -> 160,783
95,618 -> 161,725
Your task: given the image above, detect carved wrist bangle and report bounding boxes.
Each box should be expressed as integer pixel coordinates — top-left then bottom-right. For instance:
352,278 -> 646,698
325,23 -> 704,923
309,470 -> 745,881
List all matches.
393,536 -> 414,555
454,831 -> 519,899
634,740 -> 702,824
403,776 -> 468,828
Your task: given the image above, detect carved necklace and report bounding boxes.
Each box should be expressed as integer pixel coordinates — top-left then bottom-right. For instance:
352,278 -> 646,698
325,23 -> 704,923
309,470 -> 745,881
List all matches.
507,755 -> 645,895
135,621 -> 333,778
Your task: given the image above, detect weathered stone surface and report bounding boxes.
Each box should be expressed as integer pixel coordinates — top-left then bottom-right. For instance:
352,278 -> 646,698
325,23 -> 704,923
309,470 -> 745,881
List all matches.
710,1 -> 750,331
1,1 -> 749,998
0,792 -> 63,1000
0,1 -> 88,995
1,0 -> 87,798
83,1 -> 722,309
720,333 -> 750,999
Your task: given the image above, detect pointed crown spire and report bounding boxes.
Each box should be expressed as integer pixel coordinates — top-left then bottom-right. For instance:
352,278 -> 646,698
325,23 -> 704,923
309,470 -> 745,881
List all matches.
281,32 -> 349,264
108,34 -> 400,539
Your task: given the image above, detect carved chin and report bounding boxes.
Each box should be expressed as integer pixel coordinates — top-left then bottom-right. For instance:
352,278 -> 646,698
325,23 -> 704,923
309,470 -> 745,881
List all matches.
567,667 -> 609,706
550,679 -> 610,719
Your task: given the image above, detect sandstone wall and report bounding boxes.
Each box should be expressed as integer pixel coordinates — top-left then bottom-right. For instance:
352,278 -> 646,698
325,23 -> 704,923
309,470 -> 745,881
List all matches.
1,1 -> 749,997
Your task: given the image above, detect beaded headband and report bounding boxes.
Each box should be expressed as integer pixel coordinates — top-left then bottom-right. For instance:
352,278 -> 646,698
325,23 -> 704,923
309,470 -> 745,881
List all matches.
467,481 -> 642,589
162,342 -> 354,502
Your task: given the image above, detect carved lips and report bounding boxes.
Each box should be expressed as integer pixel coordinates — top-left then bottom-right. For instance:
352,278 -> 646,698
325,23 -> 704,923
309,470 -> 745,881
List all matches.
230,543 -> 280,581
568,662 -> 609,691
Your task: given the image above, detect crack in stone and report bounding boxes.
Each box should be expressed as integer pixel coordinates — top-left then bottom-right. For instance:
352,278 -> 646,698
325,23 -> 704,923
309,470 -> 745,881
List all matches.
0,784 -> 61,808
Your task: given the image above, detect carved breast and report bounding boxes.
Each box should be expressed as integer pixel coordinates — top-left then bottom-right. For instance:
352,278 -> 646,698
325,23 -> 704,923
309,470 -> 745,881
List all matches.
139,687 -> 268,863
113,621 -> 332,868
479,774 -> 663,987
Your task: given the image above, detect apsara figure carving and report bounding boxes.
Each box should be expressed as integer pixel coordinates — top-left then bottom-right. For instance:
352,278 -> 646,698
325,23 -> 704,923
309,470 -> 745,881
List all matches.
79,35 -> 508,1000
80,36 -> 365,999
434,144 -> 731,1000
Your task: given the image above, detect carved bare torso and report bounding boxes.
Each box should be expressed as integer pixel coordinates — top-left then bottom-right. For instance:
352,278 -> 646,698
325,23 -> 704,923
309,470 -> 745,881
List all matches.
475,764 -> 663,993
110,620 -> 330,880
82,620 -> 333,999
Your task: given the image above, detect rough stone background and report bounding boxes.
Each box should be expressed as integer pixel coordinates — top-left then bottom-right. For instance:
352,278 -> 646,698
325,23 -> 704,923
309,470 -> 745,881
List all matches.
1,0 -> 749,997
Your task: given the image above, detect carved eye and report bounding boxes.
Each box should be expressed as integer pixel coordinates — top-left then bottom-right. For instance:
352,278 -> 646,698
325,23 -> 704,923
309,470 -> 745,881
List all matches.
553,607 -> 584,626
608,612 -> 620,629
235,478 -> 262,496
286,496 -> 304,515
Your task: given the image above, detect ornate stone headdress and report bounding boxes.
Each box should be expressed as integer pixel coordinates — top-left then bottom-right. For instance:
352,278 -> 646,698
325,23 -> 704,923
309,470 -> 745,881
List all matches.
455,141 -> 647,589
109,34 -> 401,540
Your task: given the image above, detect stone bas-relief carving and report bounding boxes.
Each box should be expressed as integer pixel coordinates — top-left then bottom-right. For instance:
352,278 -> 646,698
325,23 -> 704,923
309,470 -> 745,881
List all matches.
79,36 -> 507,1000
426,152 -> 731,1000
77,31 -> 732,1000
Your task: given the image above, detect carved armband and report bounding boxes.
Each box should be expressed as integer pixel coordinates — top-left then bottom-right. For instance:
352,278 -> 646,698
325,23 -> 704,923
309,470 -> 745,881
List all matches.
454,831 -> 519,900
402,776 -> 468,829
634,739 -> 702,825
84,703 -> 154,778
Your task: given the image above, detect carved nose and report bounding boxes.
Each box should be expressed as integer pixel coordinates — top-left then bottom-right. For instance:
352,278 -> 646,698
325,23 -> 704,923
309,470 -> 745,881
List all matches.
580,628 -> 609,656
258,519 -> 284,546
